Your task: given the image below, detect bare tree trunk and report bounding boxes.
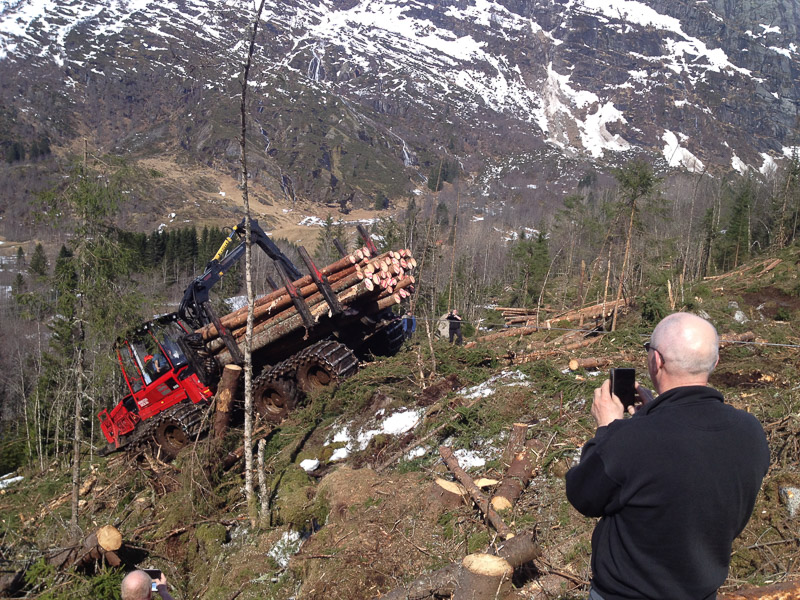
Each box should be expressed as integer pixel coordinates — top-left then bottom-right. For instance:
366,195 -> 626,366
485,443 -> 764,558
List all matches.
601,244 -> 612,326
258,439 -> 268,526
239,0 -> 269,528
682,170 -> 705,285
612,200 -> 636,332
70,323 -> 84,541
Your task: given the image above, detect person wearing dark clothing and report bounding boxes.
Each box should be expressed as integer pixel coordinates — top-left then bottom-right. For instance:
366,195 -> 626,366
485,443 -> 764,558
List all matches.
402,311 -> 417,340
121,570 -> 175,600
566,312 -> 769,600
446,309 -> 463,345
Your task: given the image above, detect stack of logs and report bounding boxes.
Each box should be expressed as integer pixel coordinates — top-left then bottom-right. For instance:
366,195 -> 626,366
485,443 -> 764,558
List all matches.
195,247 -> 417,366
495,298 -> 629,330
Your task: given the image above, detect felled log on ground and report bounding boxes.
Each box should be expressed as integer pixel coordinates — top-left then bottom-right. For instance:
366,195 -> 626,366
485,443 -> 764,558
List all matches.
439,446 -> 513,539
718,580 -> 800,599
466,326 -> 544,348
452,553 -> 514,600
704,258 -> 781,281
501,423 -> 528,468
552,298 -> 626,323
491,439 -> 543,512
37,474 -> 97,519
568,357 -> 613,371
509,336 -> 601,366
47,525 -> 124,570
720,331 -> 755,347
376,531 -> 540,600
213,364 -> 242,440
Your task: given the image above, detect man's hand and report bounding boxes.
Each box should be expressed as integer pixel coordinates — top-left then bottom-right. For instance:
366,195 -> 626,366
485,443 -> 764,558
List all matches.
155,573 -> 175,600
631,382 -> 654,414
591,379 -> 625,427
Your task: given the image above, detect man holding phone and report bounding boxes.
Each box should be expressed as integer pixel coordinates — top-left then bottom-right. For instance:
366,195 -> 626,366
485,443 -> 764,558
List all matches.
566,312 -> 769,600
121,569 -> 175,600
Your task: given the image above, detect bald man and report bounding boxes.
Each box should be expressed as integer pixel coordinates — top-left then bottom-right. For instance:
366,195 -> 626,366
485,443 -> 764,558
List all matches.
566,312 -> 769,600
121,570 -> 175,600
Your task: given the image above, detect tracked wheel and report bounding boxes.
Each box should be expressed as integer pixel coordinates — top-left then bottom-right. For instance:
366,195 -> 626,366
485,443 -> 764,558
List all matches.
295,340 -> 359,396
150,402 -> 205,460
362,315 -> 405,358
253,374 -> 299,423
153,420 -> 189,459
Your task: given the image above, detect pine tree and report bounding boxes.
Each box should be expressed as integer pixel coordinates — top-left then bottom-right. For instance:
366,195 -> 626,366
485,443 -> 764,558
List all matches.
314,216 -> 347,266
610,160 -> 661,330
510,229 -> 550,306
38,166 -> 143,539
29,243 -> 48,277
716,180 -> 754,271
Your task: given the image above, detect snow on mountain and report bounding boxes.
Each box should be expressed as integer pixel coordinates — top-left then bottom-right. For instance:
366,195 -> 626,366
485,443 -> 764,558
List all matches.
0,0 -> 798,207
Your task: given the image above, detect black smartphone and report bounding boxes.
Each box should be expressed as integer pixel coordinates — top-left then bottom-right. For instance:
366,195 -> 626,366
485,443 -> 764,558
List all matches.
143,569 -> 161,592
610,368 -> 637,408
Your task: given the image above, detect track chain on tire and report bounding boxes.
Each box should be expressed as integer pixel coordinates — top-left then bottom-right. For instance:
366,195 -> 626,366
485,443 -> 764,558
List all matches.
252,355 -> 301,423
125,401 -> 207,460
251,339 -> 358,422
294,339 -> 359,395
367,316 -> 405,357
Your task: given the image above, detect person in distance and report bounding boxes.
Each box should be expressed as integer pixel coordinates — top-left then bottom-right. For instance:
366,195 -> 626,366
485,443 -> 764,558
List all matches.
566,312 -> 769,600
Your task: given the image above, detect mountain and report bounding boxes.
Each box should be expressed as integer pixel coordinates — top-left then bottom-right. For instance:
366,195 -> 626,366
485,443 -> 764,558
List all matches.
1,0 -> 799,219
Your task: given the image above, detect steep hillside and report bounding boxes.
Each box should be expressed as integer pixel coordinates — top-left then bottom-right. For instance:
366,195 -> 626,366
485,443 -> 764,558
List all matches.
1,245 -> 799,599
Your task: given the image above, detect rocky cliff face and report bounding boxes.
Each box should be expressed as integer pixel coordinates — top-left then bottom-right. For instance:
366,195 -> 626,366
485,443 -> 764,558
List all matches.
0,0 -> 798,211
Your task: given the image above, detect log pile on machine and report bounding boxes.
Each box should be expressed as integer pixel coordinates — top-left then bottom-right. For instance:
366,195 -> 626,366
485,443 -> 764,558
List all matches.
196,246 -> 418,367
180,242 -> 419,424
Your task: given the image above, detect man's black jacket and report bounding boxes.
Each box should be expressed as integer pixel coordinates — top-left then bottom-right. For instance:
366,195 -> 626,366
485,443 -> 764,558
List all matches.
566,385 -> 769,600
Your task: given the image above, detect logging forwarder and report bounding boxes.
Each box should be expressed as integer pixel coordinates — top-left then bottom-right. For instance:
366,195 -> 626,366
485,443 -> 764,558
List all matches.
565,312 -> 769,600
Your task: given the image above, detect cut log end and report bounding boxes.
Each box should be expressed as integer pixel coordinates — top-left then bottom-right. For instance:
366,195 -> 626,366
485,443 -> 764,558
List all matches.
429,478 -> 468,510
462,553 -> 514,577
454,554 -> 514,600
490,496 -> 513,512
96,525 -> 122,551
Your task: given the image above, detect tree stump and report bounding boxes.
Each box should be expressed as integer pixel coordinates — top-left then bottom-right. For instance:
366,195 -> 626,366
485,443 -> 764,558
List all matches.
213,364 -> 242,439
453,553 -> 514,600
429,478 -> 468,511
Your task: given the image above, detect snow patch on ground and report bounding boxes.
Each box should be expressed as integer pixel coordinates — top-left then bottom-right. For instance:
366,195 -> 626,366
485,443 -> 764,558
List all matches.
460,369 -> 530,401
267,530 -> 302,568
326,408 -> 425,462
300,459 -> 320,472
0,474 -> 22,490
453,449 -> 486,469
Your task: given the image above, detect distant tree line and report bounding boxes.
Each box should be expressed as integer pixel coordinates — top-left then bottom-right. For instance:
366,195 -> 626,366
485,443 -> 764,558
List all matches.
2,136 -> 52,163
116,225 -> 236,280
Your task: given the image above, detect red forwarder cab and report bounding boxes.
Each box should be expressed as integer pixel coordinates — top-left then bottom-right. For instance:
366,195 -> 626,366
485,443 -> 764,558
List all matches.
98,315 -> 213,453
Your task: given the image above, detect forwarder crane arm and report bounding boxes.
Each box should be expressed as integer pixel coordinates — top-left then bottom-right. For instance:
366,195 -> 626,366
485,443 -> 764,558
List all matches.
178,219 -> 302,334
